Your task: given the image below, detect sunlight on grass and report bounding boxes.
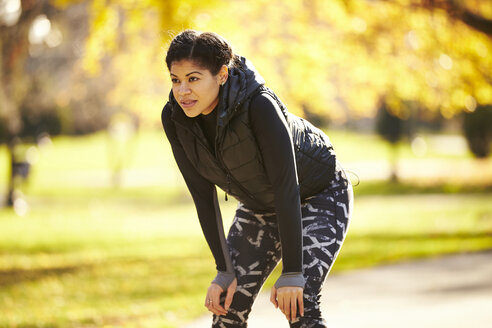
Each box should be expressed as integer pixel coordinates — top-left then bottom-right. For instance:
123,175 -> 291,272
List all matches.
0,190 -> 239,328
1,191 -> 491,327
0,131 -> 491,327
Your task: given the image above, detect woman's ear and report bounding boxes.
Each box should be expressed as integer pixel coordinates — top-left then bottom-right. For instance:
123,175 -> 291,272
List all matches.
219,65 -> 228,85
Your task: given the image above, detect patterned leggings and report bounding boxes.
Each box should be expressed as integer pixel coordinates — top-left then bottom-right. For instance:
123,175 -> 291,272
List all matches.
212,169 -> 353,327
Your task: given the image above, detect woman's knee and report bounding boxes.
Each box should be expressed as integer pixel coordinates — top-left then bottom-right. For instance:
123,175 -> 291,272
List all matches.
287,277 -> 327,327
212,308 -> 249,328
211,279 -> 261,327
286,298 -> 326,328
289,316 -> 327,328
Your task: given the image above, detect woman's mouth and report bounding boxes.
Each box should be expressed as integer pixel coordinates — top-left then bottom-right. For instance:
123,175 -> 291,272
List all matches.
180,100 -> 197,108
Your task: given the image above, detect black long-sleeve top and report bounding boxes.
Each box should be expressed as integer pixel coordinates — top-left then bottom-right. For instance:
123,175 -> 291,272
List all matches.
162,92 -> 304,289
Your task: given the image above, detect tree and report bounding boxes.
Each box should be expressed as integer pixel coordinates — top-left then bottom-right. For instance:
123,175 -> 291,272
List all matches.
202,0 -> 491,121
405,0 -> 492,38
1,0 -> 114,207
1,0 -> 222,207
2,0 -> 491,207
375,96 -> 409,181
1,0 -> 53,206
463,105 -> 492,158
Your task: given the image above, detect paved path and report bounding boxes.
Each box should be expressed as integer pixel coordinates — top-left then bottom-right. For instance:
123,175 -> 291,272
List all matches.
182,250 -> 492,327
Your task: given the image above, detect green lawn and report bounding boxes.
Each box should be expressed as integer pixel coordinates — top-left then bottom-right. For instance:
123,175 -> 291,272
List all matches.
0,129 -> 478,192
1,189 -> 491,327
0,130 -> 491,327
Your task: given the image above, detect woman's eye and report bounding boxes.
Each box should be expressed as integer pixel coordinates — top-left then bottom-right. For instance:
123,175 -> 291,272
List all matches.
189,77 -> 199,82
171,78 -> 179,84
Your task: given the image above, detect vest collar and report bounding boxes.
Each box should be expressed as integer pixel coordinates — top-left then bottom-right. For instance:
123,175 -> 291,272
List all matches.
217,56 -> 264,128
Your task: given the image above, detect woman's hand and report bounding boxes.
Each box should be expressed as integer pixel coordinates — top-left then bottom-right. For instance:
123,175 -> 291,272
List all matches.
270,285 -> 304,321
205,278 -> 237,316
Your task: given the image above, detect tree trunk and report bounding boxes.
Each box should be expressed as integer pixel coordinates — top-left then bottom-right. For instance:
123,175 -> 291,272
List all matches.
390,142 -> 399,182
6,142 -> 15,207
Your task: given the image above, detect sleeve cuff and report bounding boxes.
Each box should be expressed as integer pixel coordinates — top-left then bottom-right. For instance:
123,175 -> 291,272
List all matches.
211,271 -> 236,291
274,272 -> 305,289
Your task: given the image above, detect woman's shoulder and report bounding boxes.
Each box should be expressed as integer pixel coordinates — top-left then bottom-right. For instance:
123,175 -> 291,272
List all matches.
161,102 -> 173,125
161,102 -> 179,138
249,90 -> 280,116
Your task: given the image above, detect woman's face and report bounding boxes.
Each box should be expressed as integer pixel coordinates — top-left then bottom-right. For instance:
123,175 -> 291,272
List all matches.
170,59 -> 227,117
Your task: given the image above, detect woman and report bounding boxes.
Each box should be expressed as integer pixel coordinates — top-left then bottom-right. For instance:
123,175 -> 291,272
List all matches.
161,29 -> 353,327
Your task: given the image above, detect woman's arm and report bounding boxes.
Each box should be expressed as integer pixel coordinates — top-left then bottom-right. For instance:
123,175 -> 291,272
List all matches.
161,104 -> 235,290
249,94 -> 305,289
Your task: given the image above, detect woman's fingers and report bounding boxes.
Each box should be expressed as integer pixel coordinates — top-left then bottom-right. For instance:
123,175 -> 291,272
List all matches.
283,297 -> 291,320
290,295 -> 297,321
205,283 -> 227,316
297,289 -> 304,317
277,293 -> 285,317
270,286 -> 278,308
276,286 -> 304,321
224,278 -> 237,311
212,292 -> 227,315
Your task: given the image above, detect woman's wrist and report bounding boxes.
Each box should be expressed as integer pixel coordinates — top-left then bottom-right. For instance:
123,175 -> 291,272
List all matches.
274,272 -> 305,289
211,270 -> 236,291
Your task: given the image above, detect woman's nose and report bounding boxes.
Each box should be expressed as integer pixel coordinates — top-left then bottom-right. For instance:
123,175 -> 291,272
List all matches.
178,83 -> 191,96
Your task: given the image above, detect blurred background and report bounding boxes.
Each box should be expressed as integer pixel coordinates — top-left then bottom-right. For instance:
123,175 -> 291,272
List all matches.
0,0 -> 491,327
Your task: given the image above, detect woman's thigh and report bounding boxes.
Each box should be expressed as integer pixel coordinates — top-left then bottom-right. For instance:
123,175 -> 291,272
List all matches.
212,203 -> 281,327
290,176 -> 353,327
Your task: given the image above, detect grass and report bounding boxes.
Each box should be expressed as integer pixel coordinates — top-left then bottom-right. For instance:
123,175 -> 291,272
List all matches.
0,129 -> 478,191
1,190 -> 491,327
354,180 -> 492,195
0,129 -> 491,327
0,189 -> 213,328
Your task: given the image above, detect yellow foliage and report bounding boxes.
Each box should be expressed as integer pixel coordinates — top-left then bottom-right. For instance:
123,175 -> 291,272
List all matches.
55,0 -> 492,126
82,2 -> 119,75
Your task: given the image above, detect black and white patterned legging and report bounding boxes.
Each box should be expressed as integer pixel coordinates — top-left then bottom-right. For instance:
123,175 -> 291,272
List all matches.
212,169 -> 353,328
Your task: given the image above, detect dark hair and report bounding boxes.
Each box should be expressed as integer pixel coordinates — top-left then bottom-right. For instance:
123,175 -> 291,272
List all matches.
165,30 -> 241,75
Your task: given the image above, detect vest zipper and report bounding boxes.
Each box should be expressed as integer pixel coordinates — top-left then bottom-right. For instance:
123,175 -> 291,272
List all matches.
216,131 -> 257,202
218,102 -> 260,202
173,121 -> 212,154
173,113 -> 258,203
225,173 -> 230,201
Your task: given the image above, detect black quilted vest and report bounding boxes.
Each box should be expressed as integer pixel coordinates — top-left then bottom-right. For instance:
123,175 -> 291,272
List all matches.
168,57 -> 337,211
